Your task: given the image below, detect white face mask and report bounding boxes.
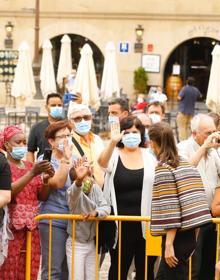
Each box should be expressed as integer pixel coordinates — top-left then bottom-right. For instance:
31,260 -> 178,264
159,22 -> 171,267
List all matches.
137,97 -> 144,103
149,113 -> 161,124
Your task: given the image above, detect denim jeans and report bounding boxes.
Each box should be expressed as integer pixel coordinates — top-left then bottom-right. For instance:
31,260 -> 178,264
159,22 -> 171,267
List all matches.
39,224 -> 69,280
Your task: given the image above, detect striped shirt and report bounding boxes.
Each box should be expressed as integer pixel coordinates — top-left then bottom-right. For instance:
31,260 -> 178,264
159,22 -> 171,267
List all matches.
150,160 -> 212,236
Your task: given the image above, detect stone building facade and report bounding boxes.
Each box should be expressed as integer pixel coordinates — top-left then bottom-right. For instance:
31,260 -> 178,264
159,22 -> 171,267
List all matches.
0,0 -> 220,105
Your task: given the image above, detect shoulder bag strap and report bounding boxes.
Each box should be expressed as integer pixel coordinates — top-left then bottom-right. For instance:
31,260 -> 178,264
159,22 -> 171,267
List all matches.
72,137 -> 85,157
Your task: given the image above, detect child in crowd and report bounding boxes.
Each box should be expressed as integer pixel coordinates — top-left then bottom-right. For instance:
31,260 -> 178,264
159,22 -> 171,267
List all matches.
66,158 -> 110,280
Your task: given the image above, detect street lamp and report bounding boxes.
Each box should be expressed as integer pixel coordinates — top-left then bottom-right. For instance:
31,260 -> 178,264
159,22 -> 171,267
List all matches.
4,21 -> 14,49
33,0 -> 43,99
134,25 -> 144,53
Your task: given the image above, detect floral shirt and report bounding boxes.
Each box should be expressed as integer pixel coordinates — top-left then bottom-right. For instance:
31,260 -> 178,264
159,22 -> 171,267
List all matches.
8,160 -> 42,230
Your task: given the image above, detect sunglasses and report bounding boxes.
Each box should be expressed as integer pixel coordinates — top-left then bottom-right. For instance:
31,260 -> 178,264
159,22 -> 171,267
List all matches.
70,115 -> 92,123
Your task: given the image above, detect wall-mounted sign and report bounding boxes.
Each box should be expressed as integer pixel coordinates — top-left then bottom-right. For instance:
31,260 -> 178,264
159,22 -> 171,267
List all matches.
172,64 -> 181,75
147,44 -> 154,52
119,42 -> 129,53
142,54 -> 160,73
0,50 -> 18,82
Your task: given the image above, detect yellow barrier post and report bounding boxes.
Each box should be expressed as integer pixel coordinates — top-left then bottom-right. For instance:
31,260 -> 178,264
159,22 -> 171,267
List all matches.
118,221 -> 122,280
25,231 -> 32,280
145,223 -> 148,280
95,221 -> 99,280
216,223 -> 220,280
71,220 -> 76,280
189,257 -> 192,280
48,219 -> 52,280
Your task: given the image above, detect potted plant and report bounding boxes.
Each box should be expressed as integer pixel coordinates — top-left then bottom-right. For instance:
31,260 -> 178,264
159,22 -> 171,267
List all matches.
133,67 -> 148,94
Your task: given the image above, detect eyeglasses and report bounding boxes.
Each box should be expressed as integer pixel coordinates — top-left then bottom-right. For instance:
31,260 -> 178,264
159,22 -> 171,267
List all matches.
55,134 -> 72,139
70,115 -> 92,123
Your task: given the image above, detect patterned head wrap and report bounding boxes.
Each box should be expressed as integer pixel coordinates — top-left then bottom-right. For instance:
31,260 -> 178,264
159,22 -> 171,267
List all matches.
0,125 -> 23,149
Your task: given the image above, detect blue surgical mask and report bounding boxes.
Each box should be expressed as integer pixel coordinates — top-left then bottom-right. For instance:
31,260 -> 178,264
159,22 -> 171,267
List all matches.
145,129 -> 150,142
122,133 -> 141,148
50,107 -> 63,119
57,137 -> 73,152
10,146 -> 27,160
108,116 -> 119,124
75,120 -> 91,136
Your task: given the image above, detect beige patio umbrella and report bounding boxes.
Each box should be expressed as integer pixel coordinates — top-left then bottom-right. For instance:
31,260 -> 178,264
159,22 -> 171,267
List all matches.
73,43 -> 100,109
56,34 -> 72,87
206,44 -> 220,113
40,39 -> 56,97
101,41 -> 120,100
11,41 -> 36,106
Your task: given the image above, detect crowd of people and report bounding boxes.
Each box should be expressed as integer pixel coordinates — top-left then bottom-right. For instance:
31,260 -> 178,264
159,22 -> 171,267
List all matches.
0,86 -> 220,280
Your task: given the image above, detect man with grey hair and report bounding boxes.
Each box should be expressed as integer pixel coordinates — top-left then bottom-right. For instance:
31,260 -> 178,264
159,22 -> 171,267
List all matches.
178,113 -> 220,280
68,103 -> 104,187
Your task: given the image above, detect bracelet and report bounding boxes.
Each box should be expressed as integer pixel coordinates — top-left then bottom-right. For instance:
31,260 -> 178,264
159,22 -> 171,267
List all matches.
61,159 -> 70,164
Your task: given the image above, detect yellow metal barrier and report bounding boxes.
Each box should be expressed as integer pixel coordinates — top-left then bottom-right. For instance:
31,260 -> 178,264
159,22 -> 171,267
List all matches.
33,214 -> 160,280
24,215 -> 220,280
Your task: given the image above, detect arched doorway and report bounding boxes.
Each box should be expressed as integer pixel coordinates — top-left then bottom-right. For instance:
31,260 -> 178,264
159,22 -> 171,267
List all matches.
164,37 -> 220,100
49,34 -> 104,87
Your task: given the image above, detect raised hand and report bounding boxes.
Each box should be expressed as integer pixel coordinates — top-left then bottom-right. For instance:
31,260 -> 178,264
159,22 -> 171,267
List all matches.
74,158 -> 93,185
110,122 -> 124,145
203,132 -> 220,150
75,92 -> 82,104
63,138 -> 72,161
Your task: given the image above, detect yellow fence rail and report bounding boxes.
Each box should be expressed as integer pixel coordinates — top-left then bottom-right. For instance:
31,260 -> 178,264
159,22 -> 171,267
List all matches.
24,215 -> 220,280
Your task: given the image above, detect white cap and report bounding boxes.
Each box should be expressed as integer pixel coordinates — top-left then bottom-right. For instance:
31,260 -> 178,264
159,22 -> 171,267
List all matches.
67,102 -> 92,119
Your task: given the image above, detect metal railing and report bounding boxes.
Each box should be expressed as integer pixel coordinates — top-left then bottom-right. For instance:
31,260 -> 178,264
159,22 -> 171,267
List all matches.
23,215 -> 220,280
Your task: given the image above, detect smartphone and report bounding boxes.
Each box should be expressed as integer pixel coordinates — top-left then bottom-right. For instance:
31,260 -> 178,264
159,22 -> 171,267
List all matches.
71,93 -> 78,101
218,139 -> 220,144
43,148 -> 52,162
